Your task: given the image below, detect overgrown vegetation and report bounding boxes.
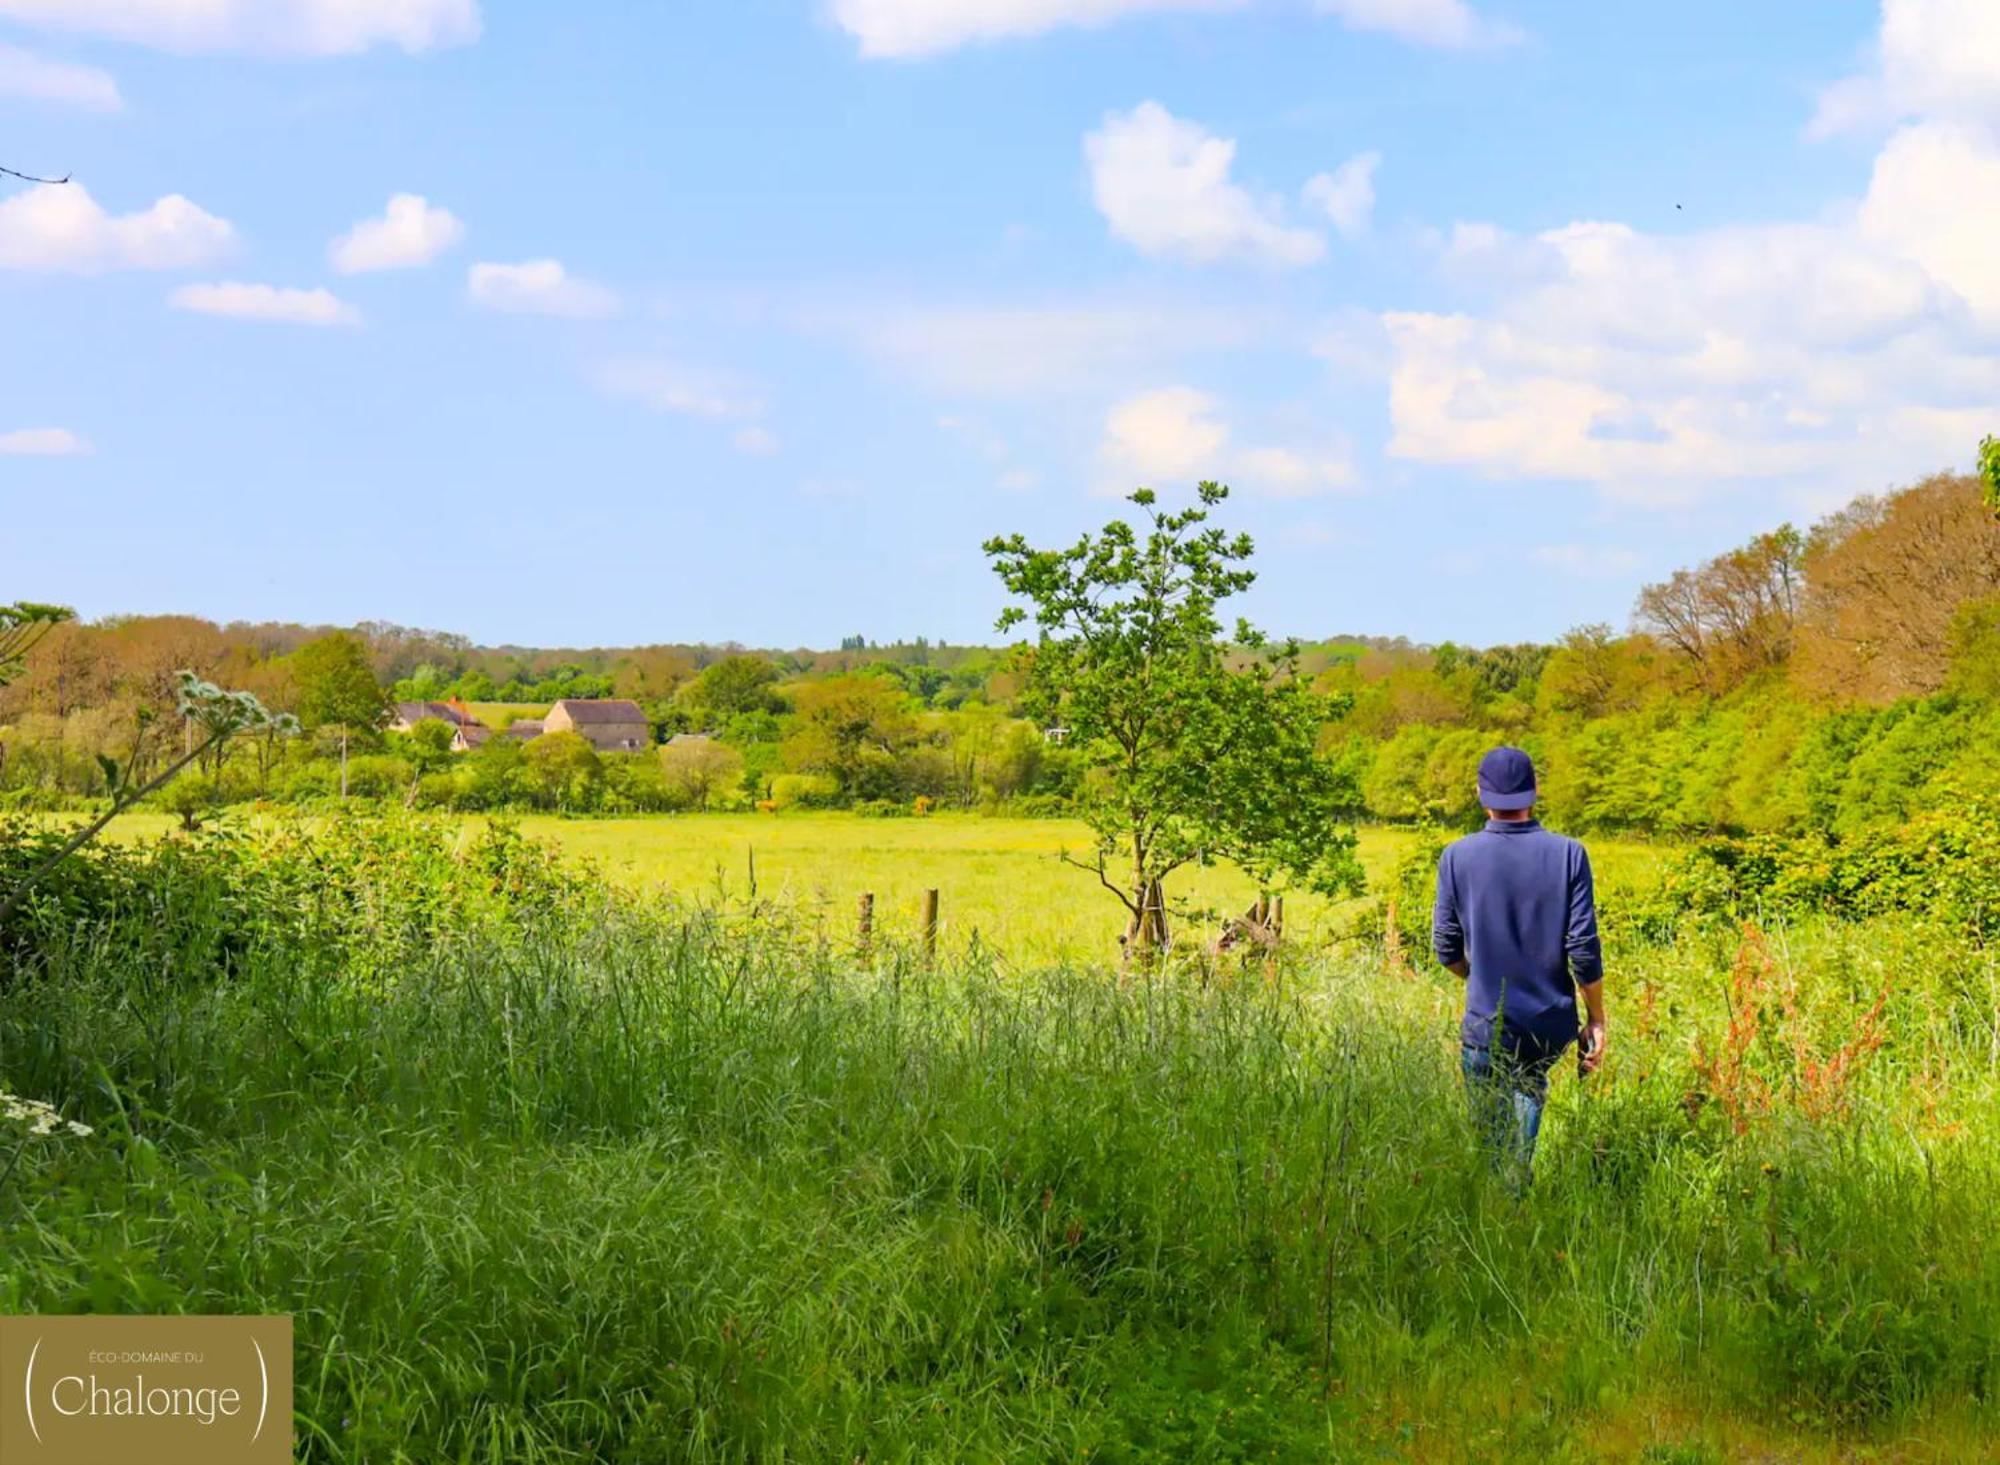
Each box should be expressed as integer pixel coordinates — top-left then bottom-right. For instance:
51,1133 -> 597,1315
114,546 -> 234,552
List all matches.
2,813 -> 1995,1459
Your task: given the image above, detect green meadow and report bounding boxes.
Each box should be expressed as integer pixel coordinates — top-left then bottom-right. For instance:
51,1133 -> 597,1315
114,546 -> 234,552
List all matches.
4,811 -> 1994,1461
85,810 -> 1670,960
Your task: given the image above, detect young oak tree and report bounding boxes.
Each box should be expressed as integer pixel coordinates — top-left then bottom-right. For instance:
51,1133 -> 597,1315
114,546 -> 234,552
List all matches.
985,483 -> 1364,952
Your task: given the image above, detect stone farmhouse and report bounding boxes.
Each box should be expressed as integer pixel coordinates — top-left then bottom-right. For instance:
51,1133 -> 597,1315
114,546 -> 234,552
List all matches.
388,698 -> 489,751
387,697 -> 649,753
543,698 -> 651,753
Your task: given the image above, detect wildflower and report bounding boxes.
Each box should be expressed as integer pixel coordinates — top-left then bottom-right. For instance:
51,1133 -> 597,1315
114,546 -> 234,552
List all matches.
1,1089 -> 92,1140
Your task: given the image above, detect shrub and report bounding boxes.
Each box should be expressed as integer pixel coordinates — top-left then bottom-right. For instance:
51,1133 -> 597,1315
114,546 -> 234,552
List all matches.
769,773 -> 841,809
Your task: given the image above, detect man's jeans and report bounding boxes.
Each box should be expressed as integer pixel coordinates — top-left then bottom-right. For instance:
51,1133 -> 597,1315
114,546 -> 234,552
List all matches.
1461,1041 -> 1561,1191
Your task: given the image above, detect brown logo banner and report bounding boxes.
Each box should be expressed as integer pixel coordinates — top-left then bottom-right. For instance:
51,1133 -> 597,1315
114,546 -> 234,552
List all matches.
0,1315 -> 292,1464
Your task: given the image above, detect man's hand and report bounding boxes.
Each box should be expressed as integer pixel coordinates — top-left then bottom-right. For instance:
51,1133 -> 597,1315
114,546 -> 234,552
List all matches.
1578,978 -> 1607,1075
1580,1019 -> 1607,1074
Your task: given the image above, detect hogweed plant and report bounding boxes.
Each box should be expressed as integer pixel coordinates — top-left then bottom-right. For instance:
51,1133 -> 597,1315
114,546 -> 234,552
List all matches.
0,1086 -> 92,1202
0,670 -> 297,925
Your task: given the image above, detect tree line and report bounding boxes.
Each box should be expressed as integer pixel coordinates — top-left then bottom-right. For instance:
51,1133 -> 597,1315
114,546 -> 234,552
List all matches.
2,465 -> 1995,834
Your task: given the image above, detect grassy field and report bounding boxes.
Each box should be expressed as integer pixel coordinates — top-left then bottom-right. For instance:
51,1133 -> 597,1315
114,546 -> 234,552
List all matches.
3,813 -> 1995,1460
460,700 -> 547,728
88,810 -> 1671,960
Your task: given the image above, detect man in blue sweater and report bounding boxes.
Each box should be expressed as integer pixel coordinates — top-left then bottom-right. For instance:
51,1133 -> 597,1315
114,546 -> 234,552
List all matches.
1433,746 -> 1606,1187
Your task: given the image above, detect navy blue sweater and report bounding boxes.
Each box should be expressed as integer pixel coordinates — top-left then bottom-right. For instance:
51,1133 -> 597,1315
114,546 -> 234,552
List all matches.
1432,819 -> 1603,1055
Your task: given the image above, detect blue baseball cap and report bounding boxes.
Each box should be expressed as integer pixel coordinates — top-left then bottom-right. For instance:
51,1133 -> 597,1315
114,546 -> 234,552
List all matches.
1477,746 -> 1538,811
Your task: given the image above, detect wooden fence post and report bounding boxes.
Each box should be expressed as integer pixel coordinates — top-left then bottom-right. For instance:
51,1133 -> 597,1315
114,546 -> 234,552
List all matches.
920,888 -> 939,966
857,892 -> 874,959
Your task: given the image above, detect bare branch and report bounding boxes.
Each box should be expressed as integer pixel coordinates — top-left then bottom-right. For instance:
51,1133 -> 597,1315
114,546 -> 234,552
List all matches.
1,165 -> 70,186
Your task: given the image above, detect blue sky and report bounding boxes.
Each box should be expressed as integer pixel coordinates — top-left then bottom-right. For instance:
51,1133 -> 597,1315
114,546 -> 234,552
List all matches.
3,0 -> 1997,648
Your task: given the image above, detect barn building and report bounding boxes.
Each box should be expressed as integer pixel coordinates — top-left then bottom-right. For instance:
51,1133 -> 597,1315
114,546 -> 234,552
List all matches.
543,699 -> 650,753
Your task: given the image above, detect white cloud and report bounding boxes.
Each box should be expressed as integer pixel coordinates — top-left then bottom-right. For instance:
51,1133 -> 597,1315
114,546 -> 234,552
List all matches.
0,183 -> 233,273
1302,150 -> 1381,238
1530,544 -> 1643,579
1813,0 -> 2000,135
1087,102 -> 1325,267
1382,167 -> 2000,503
1314,0 -> 1515,49
1101,386 -> 1230,484
1099,386 -> 1352,496
467,259 -> 617,318
832,0 -> 1512,57
832,0 -> 1230,58
169,281 -> 358,326
0,0 -> 480,57
1856,122 -> 2000,318
733,426 -> 781,455
329,193 -> 463,274
0,42 -> 121,109
0,427 -> 91,455
1377,0 -> 2000,509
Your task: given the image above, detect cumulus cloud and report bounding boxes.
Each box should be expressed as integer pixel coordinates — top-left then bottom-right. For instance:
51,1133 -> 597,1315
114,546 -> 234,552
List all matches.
0,42 -> 121,109
0,427 -> 91,455
832,0 -> 1512,57
1314,0 -> 1515,49
1812,0 -> 2000,135
467,259 -> 617,318
832,0 -> 1229,58
0,183 -> 233,273
170,281 -> 359,326
1382,189 -> 2000,502
1087,102 -> 1325,266
0,0 -> 480,57
329,194 -> 463,273
1302,150 -> 1381,238
1374,0 -> 2000,508
1856,121 -> 2000,318
1099,386 -> 1352,496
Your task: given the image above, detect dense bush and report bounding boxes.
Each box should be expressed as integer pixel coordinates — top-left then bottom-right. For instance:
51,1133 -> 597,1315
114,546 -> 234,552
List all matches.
1635,793 -> 2000,943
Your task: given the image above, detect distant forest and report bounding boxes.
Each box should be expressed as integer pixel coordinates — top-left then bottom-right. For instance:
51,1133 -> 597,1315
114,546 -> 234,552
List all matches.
4,469 -> 1996,835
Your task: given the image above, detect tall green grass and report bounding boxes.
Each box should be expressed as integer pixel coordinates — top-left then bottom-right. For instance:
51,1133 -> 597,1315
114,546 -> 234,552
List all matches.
1,816 -> 1996,1460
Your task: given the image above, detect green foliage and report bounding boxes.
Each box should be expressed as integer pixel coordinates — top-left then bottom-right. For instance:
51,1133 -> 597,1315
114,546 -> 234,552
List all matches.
520,730 -> 602,811
156,772 -> 216,831
0,601 -> 72,687
1947,595 -> 2000,700
986,484 -> 1363,939
768,772 -> 841,809
1634,792 -> 2000,942
3,824 -> 1997,1456
289,632 -> 388,732
682,655 -> 785,725
1981,434 -> 2000,518
396,717 -> 458,775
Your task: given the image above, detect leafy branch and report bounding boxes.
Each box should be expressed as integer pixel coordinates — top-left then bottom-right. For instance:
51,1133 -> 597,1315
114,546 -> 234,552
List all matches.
0,671 -> 297,926
0,602 -> 73,687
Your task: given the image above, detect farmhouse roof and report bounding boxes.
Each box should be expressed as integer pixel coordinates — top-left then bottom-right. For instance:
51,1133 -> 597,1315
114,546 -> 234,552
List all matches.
551,698 -> 648,724
504,719 -> 545,740
395,700 -> 479,728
